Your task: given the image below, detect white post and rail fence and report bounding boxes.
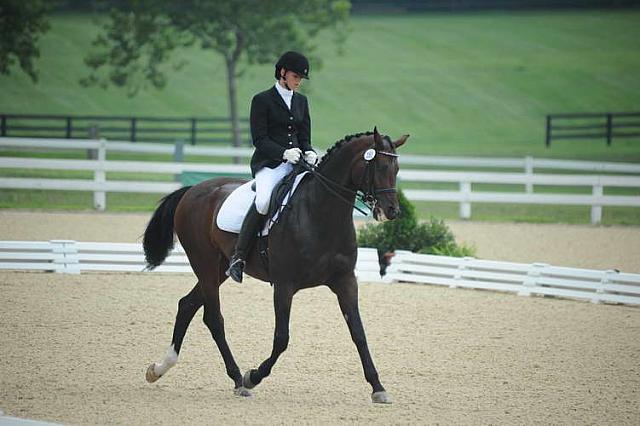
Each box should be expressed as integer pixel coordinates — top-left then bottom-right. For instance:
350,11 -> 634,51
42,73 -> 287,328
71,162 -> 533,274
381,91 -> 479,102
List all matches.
1,137 -> 640,223
0,240 -> 638,306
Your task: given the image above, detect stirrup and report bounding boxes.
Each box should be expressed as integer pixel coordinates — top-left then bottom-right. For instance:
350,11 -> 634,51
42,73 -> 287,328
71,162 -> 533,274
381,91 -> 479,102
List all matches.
226,257 -> 245,283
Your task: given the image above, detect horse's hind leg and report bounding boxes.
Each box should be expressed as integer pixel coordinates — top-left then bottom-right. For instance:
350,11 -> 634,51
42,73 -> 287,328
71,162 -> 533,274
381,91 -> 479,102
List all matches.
146,284 -> 204,383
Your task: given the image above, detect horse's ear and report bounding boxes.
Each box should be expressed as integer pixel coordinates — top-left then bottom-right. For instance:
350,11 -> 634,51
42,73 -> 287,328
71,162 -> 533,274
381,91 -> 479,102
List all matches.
393,134 -> 410,149
373,126 -> 384,149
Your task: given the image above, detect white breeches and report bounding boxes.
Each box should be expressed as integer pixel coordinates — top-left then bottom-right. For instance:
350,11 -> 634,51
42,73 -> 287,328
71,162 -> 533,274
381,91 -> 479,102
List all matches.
254,162 -> 293,215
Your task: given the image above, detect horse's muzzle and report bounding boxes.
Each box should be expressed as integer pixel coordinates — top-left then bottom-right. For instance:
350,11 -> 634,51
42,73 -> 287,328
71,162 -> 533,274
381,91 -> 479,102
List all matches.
373,204 -> 398,222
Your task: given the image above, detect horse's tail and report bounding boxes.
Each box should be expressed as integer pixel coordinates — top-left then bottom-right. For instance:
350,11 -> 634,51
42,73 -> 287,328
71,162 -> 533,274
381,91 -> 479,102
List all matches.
143,186 -> 192,270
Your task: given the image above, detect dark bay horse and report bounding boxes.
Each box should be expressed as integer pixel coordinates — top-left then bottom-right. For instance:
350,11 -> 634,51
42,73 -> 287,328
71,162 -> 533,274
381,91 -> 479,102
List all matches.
142,128 -> 408,403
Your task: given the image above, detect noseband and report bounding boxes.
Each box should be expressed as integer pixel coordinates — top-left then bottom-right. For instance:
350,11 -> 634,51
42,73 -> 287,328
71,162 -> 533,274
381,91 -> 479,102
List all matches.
300,147 -> 398,216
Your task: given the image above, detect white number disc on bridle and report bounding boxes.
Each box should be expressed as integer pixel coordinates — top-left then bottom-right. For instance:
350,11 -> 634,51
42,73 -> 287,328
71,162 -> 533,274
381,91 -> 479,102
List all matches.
364,149 -> 376,161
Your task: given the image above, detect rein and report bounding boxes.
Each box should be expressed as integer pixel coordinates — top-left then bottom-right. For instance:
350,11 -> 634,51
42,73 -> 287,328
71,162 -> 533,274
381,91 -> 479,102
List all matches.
298,149 -> 398,216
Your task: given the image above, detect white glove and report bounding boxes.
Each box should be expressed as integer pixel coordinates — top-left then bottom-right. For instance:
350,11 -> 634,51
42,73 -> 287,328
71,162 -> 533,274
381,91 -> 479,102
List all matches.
283,148 -> 302,164
304,150 -> 318,165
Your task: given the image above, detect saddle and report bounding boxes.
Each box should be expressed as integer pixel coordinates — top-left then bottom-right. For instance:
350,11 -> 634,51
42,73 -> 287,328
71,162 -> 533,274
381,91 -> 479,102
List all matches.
264,166 -> 305,227
215,167 -> 309,236
254,166 -> 307,275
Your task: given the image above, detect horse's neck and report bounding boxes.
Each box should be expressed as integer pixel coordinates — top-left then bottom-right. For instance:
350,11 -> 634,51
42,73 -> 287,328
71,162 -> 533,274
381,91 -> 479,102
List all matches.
305,156 -> 358,229
307,179 -> 356,220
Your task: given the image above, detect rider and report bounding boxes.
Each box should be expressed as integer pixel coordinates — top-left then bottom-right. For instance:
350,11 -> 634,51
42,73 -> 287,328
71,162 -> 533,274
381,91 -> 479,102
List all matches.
226,51 -> 318,283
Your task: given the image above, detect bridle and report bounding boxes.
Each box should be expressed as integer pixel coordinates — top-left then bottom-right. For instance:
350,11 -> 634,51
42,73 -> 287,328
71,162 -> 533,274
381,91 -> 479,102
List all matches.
358,148 -> 398,211
299,147 -> 398,216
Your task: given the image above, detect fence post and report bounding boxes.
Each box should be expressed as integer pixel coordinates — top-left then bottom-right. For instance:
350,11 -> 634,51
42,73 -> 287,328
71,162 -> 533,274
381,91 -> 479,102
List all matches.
450,256 -> 474,289
173,139 -> 184,182
459,181 -> 471,219
50,240 -> 80,274
131,118 -> 137,142
545,115 -> 551,147
592,269 -> 616,304
590,184 -> 603,224
1,114 -> 6,136
66,117 -> 72,139
605,113 -> 613,146
525,156 -> 533,194
94,138 -> 107,211
190,118 -> 197,145
519,262 -> 548,297
87,125 -> 100,160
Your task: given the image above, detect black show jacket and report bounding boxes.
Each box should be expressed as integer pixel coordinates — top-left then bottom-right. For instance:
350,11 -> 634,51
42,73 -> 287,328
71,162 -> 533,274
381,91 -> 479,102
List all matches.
249,86 -> 313,177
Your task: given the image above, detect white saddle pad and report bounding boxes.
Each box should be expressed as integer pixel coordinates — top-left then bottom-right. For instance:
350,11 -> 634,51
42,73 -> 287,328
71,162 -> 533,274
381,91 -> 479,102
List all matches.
216,172 -> 309,236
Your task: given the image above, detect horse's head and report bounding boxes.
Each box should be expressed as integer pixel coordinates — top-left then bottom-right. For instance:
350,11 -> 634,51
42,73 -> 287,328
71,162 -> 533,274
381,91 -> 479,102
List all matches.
353,127 -> 409,221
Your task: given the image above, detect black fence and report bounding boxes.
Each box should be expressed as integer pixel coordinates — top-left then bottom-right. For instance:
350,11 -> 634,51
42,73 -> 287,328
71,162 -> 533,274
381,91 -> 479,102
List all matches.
545,112 -> 640,147
350,0 -> 640,13
0,113 -> 250,145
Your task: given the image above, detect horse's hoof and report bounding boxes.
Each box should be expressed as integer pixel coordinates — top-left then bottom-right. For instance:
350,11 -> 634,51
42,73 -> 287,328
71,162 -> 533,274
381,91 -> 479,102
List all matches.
242,370 -> 256,389
372,391 -> 393,404
145,363 -> 161,383
234,386 -> 252,398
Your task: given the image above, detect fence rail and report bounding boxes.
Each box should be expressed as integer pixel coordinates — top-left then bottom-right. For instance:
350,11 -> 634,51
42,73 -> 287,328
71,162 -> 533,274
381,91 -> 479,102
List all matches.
0,136 -> 255,158
0,240 -> 382,282
0,113 -> 250,145
1,137 -> 639,222
2,240 -> 638,306
385,250 -> 640,305
545,112 -> 640,147
4,137 -> 640,174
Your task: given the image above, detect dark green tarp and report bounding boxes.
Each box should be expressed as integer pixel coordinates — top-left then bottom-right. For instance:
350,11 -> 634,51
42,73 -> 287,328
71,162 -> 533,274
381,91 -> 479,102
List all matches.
180,171 -> 371,218
180,171 -> 251,186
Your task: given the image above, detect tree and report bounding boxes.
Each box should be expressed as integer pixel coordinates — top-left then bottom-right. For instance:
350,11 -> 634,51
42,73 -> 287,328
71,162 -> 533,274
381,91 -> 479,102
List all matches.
81,0 -> 351,148
0,0 -> 50,82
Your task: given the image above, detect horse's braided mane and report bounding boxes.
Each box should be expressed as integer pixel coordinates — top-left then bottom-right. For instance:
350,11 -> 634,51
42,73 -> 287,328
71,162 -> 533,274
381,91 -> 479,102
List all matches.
318,131 -> 394,170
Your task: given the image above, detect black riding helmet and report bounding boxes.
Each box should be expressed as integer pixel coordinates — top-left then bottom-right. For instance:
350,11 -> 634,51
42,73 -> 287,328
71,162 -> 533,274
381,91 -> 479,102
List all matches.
275,51 -> 310,80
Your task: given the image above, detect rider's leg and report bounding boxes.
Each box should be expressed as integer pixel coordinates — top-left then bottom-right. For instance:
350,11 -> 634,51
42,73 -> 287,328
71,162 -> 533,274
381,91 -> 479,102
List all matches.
254,162 -> 293,215
226,162 -> 293,283
226,203 -> 263,283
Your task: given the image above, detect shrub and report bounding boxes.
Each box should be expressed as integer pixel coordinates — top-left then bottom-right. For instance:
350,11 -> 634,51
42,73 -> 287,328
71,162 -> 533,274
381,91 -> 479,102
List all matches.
357,189 -> 420,253
357,189 -> 476,259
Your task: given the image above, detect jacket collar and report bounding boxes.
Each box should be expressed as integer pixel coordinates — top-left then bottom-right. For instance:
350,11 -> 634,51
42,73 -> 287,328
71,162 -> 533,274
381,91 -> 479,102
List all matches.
270,85 -> 297,112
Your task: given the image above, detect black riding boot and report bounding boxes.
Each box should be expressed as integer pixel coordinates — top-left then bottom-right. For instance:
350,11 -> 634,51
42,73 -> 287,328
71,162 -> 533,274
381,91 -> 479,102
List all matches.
226,204 -> 263,283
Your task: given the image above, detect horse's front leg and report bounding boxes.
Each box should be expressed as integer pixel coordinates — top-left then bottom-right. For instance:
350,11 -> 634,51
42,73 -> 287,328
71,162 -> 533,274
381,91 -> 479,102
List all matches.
332,273 -> 391,404
242,284 -> 293,390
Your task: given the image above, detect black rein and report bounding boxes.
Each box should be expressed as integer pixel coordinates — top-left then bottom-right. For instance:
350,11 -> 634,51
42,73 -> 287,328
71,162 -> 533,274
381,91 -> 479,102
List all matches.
298,150 -> 398,216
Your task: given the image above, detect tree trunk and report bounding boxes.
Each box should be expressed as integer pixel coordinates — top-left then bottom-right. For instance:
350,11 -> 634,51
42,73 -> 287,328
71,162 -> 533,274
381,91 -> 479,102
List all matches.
225,56 -> 242,164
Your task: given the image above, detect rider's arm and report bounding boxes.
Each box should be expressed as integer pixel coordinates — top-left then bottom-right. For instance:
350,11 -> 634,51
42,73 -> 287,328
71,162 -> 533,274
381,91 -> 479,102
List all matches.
250,94 -> 286,161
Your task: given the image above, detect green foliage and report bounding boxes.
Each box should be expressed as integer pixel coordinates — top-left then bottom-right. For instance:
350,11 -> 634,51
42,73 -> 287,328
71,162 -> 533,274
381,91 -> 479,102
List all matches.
80,0 -> 351,147
0,0 -> 50,82
423,241 -> 477,257
2,12 -> 639,161
357,189 -> 476,257
81,0 -> 351,94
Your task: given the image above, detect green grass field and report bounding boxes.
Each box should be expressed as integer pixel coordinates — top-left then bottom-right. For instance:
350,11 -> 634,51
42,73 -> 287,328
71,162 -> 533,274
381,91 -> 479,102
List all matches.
2,10 -> 640,157
1,10 -> 639,223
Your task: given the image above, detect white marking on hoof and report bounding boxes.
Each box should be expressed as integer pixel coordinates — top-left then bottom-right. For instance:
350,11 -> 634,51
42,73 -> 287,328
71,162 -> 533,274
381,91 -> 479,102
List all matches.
372,391 -> 393,404
233,386 -> 252,398
147,344 -> 178,383
145,363 -> 161,383
242,370 -> 256,389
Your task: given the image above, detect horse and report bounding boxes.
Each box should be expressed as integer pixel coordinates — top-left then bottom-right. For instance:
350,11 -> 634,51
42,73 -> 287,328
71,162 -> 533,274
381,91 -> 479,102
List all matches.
142,127 -> 409,403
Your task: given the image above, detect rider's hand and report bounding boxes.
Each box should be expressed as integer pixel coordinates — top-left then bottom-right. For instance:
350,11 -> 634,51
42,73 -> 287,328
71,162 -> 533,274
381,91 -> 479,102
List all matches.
283,148 -> 302,164
304,150 -> 318,165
